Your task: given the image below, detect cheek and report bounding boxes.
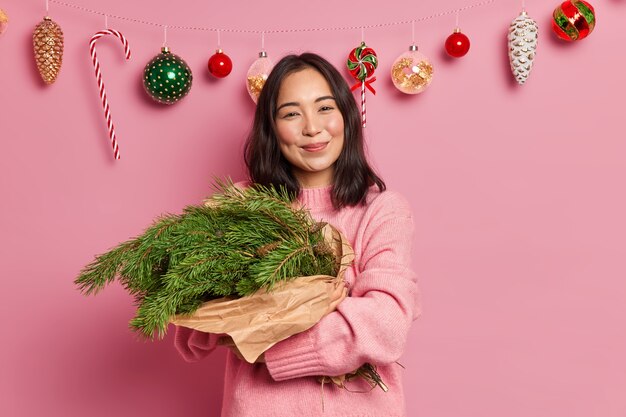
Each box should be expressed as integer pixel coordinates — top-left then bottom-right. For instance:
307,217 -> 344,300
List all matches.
275,123 -> 299,146
326,115 -> 344,136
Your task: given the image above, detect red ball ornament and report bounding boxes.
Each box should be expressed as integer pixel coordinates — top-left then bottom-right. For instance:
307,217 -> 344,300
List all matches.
208,49 -> 232,78
445,29 -> 470,58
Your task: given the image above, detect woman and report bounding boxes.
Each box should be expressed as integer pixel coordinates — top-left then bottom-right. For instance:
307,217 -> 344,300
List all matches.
174,53 -> 420,417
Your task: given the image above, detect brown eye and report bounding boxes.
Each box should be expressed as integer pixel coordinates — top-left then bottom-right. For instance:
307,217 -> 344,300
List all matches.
320,106 -> 334,111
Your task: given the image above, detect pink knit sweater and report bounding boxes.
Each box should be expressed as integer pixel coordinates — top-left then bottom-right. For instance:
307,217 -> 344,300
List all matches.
174,182 -> 421,417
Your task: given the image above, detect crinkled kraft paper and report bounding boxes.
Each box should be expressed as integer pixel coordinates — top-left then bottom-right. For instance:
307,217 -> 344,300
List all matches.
170,223 -> 354,363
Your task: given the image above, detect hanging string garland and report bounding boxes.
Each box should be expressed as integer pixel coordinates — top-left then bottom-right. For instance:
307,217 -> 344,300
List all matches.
507,10 -> 538,85
30,0 -> 608,118
89,28 -> 131,160
0,8 -> 9,35
347,41 -> 378,128
33,16 -> 64,84
552,0 -> 596,41
39,0 -> 602,96
38,0 -> 505,105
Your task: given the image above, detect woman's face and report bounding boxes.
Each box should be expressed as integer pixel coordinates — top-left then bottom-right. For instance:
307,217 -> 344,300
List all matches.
274,68 -> 345,188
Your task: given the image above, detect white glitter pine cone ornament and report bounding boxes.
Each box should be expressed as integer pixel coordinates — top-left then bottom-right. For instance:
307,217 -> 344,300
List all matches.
33,16 -> 64,84
508,10 -> 538,85
143,47 -> 193,104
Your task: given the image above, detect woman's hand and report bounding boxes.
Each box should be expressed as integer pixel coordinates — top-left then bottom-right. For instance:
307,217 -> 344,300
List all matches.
325,279 -> 348,317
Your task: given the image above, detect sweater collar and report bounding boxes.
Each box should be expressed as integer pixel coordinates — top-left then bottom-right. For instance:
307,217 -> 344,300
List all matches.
297,184 -> 334,210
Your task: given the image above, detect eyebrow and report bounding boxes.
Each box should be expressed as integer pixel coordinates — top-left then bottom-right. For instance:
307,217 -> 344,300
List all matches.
276,96 -> 336,112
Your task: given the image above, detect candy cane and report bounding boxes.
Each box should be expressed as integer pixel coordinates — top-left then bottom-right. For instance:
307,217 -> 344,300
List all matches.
89,29 -> 131,160
361,81 -> 366,128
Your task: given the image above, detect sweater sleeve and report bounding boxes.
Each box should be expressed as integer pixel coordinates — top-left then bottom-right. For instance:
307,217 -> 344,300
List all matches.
264,192 -> 420,381
173,325 -> 222,362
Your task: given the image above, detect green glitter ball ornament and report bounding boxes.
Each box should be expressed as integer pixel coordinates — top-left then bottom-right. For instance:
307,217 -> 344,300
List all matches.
143,47 -> 193,104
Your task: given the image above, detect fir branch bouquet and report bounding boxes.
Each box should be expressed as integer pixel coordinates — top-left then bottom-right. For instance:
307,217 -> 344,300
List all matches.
75,178 -> 387,392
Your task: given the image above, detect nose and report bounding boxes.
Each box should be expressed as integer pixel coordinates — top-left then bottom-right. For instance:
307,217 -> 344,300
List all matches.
302,113 -> 322,137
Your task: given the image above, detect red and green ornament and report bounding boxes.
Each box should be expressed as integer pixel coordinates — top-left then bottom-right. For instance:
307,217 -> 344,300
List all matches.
552,0 -> 596,41
347,41 -> 378,128
143,46 -> 193,104
208,49 -> 232,78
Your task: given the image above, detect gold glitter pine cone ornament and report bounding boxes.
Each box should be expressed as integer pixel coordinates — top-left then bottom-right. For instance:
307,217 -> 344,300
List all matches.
0,8 -> 9,36
33,16 -> 64,84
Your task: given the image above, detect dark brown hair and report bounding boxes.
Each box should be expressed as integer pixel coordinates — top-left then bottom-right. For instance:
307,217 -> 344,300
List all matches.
243,52 -> 385,210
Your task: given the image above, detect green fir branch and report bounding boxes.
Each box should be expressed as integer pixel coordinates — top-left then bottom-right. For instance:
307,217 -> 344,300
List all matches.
75,177 -> 343,339
74,239 -> 140,295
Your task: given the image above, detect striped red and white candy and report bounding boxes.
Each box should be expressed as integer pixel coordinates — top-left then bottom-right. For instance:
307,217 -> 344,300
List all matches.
89,29 -> 131,160
347,42 -> 378,128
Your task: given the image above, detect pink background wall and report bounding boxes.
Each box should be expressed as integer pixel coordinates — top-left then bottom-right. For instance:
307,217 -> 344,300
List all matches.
1,0 -> 625,416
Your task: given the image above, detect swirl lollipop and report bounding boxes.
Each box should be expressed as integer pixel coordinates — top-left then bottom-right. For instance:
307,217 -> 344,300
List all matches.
347,41 -> 378,128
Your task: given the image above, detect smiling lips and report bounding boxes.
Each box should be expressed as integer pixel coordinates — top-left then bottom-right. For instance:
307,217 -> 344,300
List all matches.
302,142 -> 329,152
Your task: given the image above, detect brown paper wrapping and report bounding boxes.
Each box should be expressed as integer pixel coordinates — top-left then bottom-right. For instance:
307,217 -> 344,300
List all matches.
170,223 -> 354,363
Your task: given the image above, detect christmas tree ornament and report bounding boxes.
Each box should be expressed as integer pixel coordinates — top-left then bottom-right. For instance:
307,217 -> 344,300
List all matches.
246,50 -> 273,103
32,16 -> 64,84
347,41 -> 378,128
445,28 -> 471,58
508,10 -> 538,85
391,44 -> 434,95
89,29 -> 131,161
552,0 -> 596,41
208,49 -> 233,78
143,47 -> 193,104
0,9 -> 9,36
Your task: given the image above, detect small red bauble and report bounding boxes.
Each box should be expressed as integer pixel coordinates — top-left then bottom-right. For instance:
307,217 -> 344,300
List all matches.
445,29 -> 470,58
208,49 -> 233,78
